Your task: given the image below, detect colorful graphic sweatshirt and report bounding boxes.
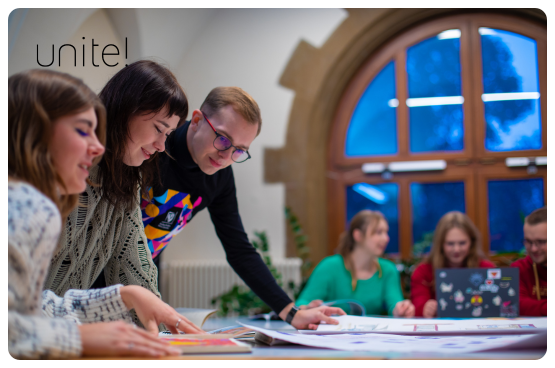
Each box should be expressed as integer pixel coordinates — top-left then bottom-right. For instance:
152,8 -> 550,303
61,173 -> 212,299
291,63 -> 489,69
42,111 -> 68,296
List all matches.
141,121 -> 292,314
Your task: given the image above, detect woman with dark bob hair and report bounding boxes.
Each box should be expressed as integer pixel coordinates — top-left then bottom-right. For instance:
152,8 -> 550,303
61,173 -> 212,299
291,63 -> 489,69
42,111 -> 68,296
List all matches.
43,61 -> 200,333
8,69 -> 190,358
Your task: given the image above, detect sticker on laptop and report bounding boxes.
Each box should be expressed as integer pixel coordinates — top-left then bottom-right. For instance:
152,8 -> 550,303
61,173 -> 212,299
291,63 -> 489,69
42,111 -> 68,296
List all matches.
469,273 -> 484,286
471,295 -> 483,306
454,290 -> 465,303
487,269 -> 501,279
440,282 -> 453,293
479,282 -> 499,293
439,298 -> 448,311
500,301 -> 517,317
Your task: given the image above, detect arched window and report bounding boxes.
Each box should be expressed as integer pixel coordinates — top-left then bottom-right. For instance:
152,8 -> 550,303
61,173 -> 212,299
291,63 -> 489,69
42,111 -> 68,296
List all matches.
328,13 -> 546,259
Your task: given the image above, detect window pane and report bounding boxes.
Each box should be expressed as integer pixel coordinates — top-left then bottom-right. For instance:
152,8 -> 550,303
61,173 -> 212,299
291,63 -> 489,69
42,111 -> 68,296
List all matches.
409,105 -> 464,152
410,182 -> 465,254
488,178 -> 544,252
346,183 -> 399,253
480,28 -> 542,151
345,61 -> 397,157
406,30 -> 464,153
407,31 -> 462,98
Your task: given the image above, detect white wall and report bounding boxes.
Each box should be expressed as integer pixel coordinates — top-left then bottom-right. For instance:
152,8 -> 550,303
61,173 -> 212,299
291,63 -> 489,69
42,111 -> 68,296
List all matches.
8,8 -> 347,261
168,8 -> 347,261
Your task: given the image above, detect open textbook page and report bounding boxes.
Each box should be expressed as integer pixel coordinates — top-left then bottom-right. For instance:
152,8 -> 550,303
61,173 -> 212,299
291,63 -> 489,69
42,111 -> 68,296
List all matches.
240,323 -> 546,353
175,307 -> 217,328
301,315 -> 547,335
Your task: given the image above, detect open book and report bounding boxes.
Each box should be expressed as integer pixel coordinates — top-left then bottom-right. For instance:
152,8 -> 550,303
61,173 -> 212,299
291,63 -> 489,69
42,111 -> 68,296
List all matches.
175,307 -> 217,328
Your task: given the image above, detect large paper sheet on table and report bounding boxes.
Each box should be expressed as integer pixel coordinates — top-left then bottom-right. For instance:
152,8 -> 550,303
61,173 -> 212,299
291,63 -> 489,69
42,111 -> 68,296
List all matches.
300,316 -> 547,335
241,323 -> 546,353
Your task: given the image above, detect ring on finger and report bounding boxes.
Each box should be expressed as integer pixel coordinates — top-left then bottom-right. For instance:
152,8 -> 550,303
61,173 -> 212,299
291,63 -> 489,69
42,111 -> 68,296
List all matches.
128,342 -> 134,349
175,318 -> 182,329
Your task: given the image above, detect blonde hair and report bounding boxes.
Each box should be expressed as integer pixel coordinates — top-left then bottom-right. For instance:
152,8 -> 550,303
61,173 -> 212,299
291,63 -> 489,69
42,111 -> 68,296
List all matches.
425,211 -> 486,270
200,86 -> 262,136
336,210 -> 386,290
8,69 -> 106,217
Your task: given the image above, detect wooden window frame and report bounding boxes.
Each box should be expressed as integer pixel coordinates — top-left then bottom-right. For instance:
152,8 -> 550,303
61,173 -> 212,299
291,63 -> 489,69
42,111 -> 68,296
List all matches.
327,13 -> 547,260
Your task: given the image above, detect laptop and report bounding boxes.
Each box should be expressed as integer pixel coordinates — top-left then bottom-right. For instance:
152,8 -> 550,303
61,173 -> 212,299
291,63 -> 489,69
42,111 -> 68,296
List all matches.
434,267 -> 519,318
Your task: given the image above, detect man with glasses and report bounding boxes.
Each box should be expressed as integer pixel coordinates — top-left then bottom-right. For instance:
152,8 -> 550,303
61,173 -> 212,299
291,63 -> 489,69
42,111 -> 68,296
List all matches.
511,207 -> 547,316
141,87 -> 345,329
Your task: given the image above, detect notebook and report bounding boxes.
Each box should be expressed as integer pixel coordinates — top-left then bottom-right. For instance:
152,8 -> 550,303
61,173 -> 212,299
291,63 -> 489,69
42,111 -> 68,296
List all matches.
434,267 -> 519,318
160,334 -> 252,354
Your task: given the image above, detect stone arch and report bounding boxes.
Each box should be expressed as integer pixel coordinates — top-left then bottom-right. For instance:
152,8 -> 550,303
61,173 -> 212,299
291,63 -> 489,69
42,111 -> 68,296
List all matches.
264,8 -> 546,265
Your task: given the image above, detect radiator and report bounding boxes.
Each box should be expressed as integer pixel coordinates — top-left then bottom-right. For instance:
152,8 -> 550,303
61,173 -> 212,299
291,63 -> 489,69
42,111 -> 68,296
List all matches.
160,258 -> 302,309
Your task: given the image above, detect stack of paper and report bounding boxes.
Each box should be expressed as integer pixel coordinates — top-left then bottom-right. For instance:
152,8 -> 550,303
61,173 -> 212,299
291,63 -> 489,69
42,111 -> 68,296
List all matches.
240,316 -> 547,353
241,323 -> 546,353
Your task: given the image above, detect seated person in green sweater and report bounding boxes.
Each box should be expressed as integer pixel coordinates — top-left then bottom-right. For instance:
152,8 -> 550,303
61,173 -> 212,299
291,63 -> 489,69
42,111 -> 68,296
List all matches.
296,210 -> 414,317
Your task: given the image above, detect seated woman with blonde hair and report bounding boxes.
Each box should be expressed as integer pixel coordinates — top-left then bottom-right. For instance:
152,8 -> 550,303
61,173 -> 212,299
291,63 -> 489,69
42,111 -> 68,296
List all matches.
411,211 -> 495,318
296,210 -> 414,317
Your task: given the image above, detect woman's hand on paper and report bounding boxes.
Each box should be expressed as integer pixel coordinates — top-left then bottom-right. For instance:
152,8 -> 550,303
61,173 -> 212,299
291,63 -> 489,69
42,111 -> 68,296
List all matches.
423,299 -> 438,318
79,321 -> 181,357
393,299 -> 415,318
291,306 -> 347,330
119,285 -> 205,335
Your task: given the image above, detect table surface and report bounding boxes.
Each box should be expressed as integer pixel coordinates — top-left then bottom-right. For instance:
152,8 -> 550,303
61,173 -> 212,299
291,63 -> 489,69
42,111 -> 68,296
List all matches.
145,317 -> 545,360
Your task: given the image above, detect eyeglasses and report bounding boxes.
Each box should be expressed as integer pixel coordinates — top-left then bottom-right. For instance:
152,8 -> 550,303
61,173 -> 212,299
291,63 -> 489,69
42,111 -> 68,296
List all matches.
201,111 -> 251,163
522,239 -> 547,247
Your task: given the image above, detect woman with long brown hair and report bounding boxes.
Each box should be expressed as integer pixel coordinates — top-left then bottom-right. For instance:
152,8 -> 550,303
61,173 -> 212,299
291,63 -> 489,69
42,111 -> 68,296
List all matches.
296,210 -> 414,317
8,69 -> 191,358
411,211 -> 495,317
43,61 -> 195,319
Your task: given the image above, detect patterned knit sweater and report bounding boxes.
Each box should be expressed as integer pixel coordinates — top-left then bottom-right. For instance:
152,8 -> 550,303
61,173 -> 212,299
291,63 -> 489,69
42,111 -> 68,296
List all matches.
8,181 -> 132,359
44,166 -> 160,298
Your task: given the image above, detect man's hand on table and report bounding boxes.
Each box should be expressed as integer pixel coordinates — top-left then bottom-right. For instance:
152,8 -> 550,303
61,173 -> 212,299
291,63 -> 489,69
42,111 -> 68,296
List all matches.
298,299 -> 323,310
279,302 -> 346,330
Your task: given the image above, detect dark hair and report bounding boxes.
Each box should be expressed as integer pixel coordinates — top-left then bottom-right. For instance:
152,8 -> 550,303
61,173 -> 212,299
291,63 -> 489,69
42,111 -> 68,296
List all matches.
97,60 -> 188,210
200,86 -> 262,136
9,69 -> 106,217
525,207 -> 547,225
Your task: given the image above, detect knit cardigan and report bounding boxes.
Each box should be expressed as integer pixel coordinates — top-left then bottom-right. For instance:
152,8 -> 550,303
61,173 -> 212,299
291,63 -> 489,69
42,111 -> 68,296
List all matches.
44,166 -> 160,298
8,181 -> 132,359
